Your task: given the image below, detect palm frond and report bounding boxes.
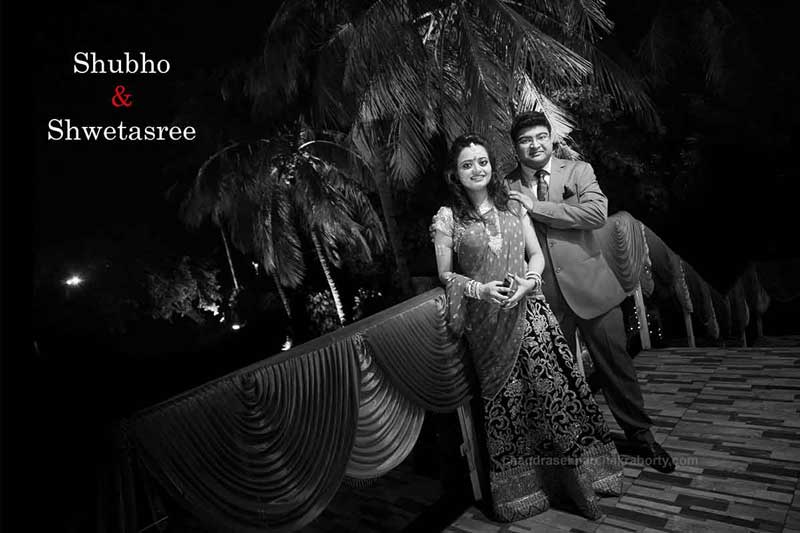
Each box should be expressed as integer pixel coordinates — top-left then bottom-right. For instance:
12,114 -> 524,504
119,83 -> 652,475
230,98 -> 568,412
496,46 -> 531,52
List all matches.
487,0 -> 592,86
252,0 -> 352,121
436,58 -> 470,142
339,0 -> 412,92
270,179 -> 306,287
293,150 -> 386,266
556,0 -> 614,41
512,70 -> 576,141
388,111 -> 432,186
299,137 -> 372,188
349,120 -> 379,167
587,45 -> 662,132
179,142 -> 243,228
636,9 -> 676,86
554,142 -> 582,161
697,2 -> 735,94
456,8 -> 510,137
354,27 -> 429,126
337,183 -> 387,253
310,44 -> 353,127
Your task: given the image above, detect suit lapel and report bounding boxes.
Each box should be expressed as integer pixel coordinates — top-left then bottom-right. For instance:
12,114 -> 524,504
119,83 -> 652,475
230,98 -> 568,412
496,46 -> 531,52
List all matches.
507,167 -> 522,193
548,158 -> 567,202
507,165 -> 533,197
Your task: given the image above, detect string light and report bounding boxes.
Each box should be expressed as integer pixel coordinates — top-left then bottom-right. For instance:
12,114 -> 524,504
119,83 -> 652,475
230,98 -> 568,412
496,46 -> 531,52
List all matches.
625,301 -> 663,344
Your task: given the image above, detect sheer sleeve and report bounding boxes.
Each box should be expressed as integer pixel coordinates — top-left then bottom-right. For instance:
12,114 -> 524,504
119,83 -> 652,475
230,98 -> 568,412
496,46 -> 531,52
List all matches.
430,206 -> 454,245
431,207 -> 456,285
431,206 -> 472,338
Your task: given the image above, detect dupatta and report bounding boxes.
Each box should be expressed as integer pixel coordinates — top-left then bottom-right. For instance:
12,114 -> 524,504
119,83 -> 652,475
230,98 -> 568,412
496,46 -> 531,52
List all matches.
432,206 -> 528,400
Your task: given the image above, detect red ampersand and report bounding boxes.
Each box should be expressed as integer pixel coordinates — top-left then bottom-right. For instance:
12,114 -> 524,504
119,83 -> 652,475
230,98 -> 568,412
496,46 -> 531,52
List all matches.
111,85 -> 133,108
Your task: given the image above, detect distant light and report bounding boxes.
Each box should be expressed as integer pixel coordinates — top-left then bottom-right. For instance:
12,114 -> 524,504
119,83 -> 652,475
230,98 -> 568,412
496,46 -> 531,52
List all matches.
231,323 -> 242,331
251,261 -> 259,273
201,303 -> 220,316
281,336 -> 293,351
65,275 -> 84,287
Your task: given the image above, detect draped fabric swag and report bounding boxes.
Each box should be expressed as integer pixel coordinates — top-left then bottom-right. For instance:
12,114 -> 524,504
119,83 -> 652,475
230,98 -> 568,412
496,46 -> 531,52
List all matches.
595,211 -> 649,294
636,219 -> 768,343
682,261 -> 720,339
107,289 -> 469,533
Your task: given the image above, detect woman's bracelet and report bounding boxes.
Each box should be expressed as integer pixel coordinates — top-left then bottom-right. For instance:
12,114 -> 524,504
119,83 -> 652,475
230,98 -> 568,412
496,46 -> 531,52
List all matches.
525,271 -> 542,284
465,279 -> 482,299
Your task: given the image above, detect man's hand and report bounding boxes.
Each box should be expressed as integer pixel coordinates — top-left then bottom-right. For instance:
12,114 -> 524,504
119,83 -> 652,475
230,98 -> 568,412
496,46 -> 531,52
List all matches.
508,190 -> 535,211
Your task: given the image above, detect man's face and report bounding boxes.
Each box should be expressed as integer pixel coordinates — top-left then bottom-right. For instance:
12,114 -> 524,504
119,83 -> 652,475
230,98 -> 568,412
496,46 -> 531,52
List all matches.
514,125 -> 553,170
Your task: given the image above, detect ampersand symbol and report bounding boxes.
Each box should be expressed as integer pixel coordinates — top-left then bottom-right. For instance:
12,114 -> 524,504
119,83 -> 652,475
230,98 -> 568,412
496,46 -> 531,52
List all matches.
111,85 -> 133,108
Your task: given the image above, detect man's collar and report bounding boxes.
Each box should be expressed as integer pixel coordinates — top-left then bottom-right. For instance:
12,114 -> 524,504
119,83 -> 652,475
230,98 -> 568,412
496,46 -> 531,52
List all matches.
518,158 -> 553,185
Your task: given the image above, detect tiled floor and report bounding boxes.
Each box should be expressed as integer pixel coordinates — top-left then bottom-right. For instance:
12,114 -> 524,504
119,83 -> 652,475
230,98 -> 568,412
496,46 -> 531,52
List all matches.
446,346 -> 800,533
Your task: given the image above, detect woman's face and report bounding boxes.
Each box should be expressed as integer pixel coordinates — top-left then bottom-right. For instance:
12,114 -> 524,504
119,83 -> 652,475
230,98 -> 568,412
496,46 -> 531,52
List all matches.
456,143 -> 492,193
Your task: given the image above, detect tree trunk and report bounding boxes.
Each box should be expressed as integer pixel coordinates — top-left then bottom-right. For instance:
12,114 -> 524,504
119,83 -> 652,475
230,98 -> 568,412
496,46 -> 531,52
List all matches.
219,225 -> 239,291
272,273 -> 293,320
272,272 -> 294,350
370,154 -> 414,298
311,231 -> 346,326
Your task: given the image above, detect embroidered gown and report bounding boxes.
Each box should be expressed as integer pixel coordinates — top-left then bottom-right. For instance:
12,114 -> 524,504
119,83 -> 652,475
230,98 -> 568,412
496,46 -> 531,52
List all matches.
431,205 -> 623,521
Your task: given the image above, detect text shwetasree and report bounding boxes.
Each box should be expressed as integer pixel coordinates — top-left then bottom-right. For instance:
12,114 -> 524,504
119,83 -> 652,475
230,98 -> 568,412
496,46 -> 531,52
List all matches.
48,119 -> 196,141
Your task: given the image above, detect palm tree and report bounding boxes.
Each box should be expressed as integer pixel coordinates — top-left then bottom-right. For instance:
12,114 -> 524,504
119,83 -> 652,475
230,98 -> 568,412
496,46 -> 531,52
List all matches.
181,124 -> 386,336
275,129 -> 387,325
246,0 -> 660,296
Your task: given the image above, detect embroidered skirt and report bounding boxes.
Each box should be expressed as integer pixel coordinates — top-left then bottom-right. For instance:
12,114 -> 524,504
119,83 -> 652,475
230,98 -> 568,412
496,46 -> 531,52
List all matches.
483,297 -> 624,521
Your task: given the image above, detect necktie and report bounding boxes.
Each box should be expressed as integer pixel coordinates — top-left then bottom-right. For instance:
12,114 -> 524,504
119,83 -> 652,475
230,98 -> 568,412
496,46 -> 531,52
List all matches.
536,169 -> 549,201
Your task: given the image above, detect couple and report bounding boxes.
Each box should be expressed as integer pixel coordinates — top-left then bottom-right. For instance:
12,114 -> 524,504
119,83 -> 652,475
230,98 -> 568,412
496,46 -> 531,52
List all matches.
431,112 -> 674,522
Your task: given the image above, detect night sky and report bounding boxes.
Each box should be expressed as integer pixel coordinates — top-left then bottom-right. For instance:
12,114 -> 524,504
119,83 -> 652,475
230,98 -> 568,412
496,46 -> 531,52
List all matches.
27,1 -> 800,292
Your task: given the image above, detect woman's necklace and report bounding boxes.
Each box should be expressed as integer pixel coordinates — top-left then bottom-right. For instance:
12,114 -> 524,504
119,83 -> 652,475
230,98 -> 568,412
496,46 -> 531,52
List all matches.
477,201 -> 503,256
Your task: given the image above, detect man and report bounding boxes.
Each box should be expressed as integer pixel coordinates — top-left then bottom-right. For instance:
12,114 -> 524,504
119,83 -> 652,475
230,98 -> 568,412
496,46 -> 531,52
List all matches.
504,111 -> 675,473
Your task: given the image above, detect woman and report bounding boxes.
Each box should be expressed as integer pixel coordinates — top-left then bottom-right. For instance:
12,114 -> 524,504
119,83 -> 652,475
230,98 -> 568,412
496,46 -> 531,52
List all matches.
430,134 -> 623,521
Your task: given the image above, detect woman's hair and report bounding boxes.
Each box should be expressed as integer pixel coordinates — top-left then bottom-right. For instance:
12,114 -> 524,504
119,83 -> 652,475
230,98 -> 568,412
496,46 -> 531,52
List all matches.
444,133 -> 509,222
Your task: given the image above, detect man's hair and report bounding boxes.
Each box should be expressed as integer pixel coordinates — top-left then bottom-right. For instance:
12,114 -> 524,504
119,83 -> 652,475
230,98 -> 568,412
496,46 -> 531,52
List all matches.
510,111 -> 551,143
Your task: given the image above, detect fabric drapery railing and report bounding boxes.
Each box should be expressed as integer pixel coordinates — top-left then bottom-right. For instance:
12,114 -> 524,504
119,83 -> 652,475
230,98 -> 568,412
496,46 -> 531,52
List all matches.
345,335 -> 425,480
641,223 -> 694,313
727,278 -> 750,339
641,223 -> 676,302
741,263 -> 770,316
638,222 -> 654,298
682,261 -> 719,340
105,288 -> 470,533
709,287 -> 733,340
671,252 -> 693,314
131,340 -> 361,533
595,211 -> 648,294
360,290 -> 472,412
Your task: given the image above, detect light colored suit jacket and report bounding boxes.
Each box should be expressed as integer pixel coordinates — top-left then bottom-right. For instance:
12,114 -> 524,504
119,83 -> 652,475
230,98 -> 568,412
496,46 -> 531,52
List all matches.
505,158 -> 625,319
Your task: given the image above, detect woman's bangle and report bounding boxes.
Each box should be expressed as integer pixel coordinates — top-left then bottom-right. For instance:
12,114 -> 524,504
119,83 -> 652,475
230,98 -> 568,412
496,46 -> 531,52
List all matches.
465,279 -> 481,299
525,271 -> 542,282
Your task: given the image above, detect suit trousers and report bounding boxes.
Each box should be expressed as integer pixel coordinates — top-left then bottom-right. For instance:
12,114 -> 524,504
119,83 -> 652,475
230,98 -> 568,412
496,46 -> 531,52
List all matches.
544,276 -> 654,444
